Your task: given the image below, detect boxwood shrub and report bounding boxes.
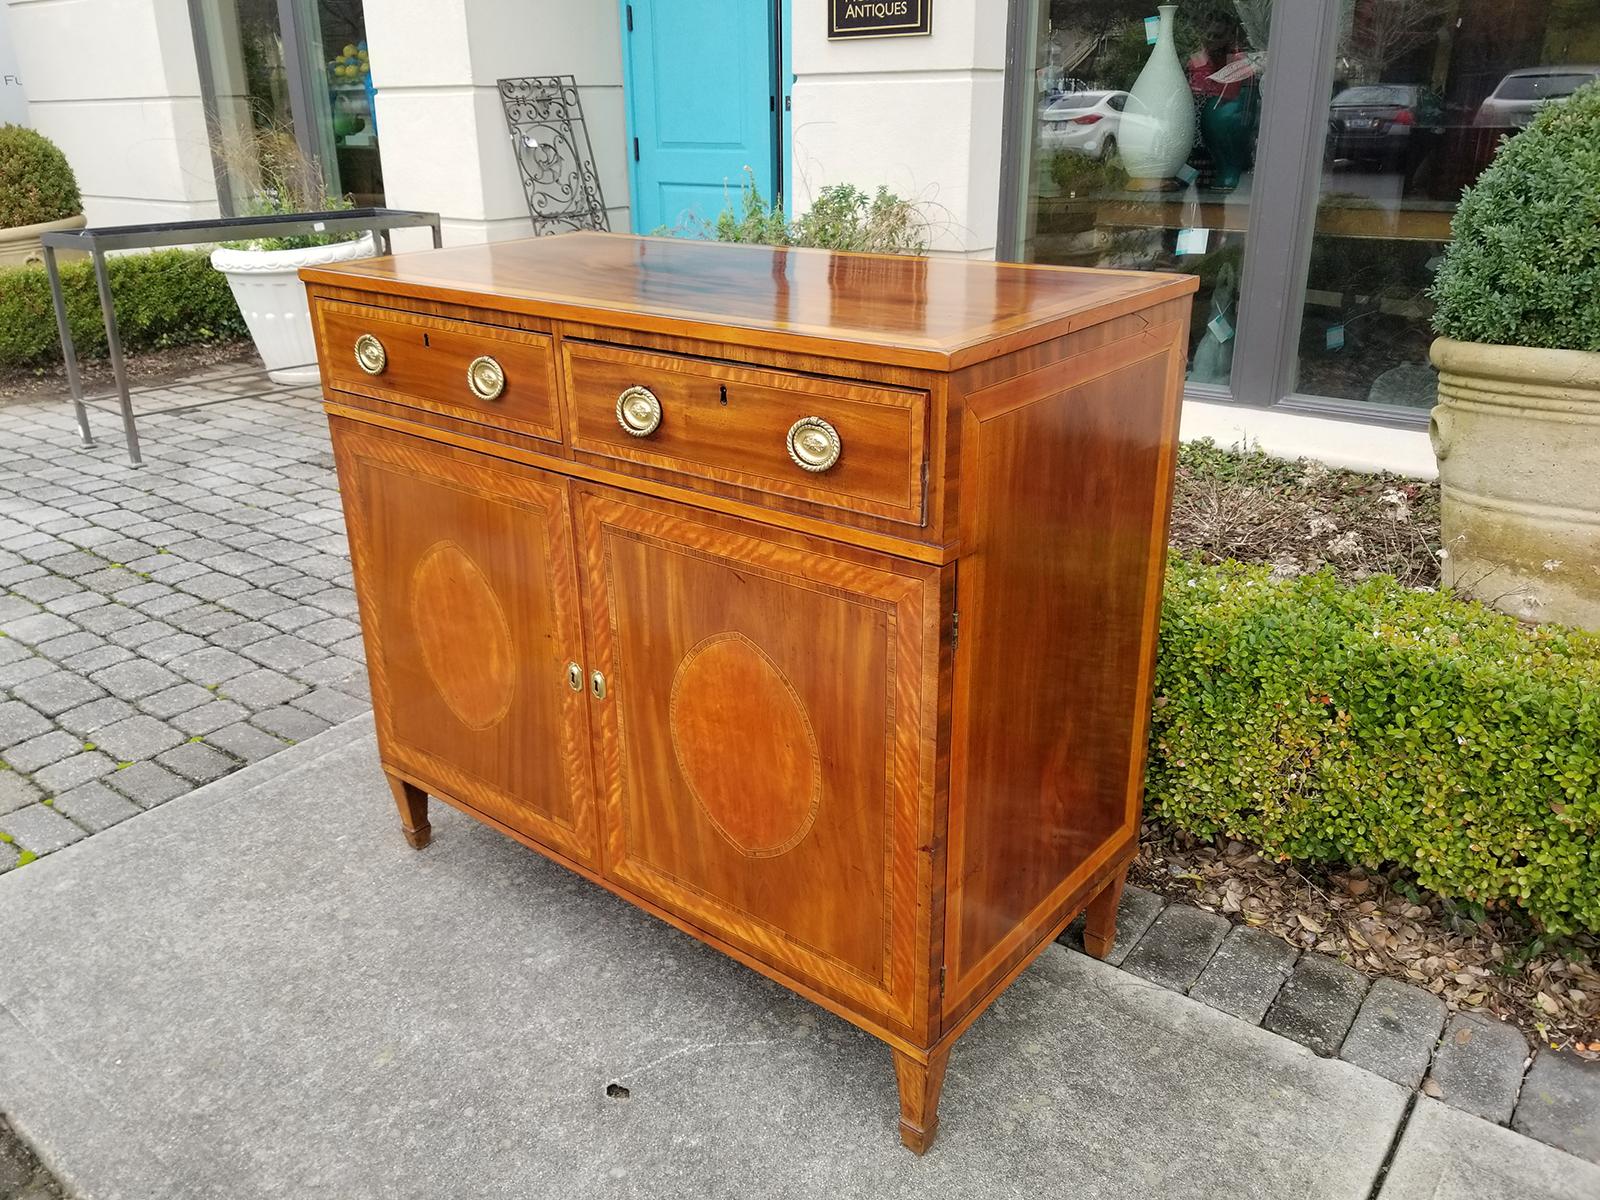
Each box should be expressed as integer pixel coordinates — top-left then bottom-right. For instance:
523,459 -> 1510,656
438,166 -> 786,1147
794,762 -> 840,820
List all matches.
1430,80 -> 1600,350
0,124 -> 82,228
0,249 -> 246,367
1148,557 -> 1600,934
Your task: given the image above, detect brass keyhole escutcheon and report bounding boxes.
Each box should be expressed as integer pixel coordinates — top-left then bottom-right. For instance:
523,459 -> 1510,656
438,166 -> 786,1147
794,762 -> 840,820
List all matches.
616,385 -> 663,437
354,333 -> 387,375
786,416 -> 842,473
467,355 -> 506,401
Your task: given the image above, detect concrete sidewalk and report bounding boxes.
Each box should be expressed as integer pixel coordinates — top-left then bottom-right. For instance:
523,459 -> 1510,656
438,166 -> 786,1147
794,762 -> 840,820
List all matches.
0,720 -> 1595,1200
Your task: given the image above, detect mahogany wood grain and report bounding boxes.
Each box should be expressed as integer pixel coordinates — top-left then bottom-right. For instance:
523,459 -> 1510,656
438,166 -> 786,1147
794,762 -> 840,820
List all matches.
331,418 -> 600,867
1082,863 -> 1128,960
563,339 -> 928,525
317,300 -> 562,443
387,774 -> 431,850
893,1044 -> 951,1155
574,485 -> 940,1038
941,318 -> 1188,1029
306,233 -> 1196,1154
302,231 -> 1196,371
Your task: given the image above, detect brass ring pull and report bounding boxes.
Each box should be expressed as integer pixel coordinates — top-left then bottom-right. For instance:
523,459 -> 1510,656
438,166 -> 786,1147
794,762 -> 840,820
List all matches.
616,385 -> 663,437
786,416 -> 842,473
467,355 -> 506,401
354,333 -> 386,375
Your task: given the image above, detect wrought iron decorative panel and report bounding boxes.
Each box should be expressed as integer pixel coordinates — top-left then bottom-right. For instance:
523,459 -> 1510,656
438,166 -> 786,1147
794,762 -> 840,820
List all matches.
498,75 -> 609,235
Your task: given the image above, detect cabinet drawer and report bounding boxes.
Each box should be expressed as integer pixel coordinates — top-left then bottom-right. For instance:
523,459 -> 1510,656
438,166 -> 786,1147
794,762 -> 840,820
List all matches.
315,300 -> 561,443
563,341 -> 927,525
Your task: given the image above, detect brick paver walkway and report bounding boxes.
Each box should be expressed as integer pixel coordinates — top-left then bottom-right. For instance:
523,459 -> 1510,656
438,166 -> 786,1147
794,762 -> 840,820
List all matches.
0,375 -> 369,869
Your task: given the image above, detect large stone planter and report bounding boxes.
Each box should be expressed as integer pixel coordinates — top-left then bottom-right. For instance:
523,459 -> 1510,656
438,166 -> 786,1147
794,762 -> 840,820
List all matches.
0,213 -> 87,268
1429,336 -> 1600,628
211,233 -> 380,385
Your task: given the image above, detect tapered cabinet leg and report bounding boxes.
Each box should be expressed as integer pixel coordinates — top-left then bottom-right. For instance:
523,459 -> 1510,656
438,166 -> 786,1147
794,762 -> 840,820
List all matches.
893,1044 -> 950,1155
387,774 -> 431,849
1082,862 -> 1128,960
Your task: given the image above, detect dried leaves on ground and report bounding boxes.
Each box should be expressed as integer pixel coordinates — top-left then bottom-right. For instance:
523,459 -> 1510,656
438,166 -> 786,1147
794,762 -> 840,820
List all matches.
1133,821 -> 1600,1055
1171,440 -> 1441,589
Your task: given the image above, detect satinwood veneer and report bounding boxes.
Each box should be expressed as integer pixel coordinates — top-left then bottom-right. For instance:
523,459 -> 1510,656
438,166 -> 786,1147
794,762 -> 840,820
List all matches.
304,232 -> 1195,1153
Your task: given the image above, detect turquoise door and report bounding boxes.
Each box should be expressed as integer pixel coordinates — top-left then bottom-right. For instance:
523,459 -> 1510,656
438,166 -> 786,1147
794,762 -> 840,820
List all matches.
622,0 -> 780,235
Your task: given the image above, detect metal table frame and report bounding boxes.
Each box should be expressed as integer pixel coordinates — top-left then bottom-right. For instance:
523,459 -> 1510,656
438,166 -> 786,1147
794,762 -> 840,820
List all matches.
41,208 -> 442,465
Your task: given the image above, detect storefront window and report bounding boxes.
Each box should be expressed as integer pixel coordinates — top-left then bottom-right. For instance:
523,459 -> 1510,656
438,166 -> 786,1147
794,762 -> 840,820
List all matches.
300,0 -> 383,206
1295,2 -> 1600,409
194,0 -> 383,212
1009,1 -> 1273,387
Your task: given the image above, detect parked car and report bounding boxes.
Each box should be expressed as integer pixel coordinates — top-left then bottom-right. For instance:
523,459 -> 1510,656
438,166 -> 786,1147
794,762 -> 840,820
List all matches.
1326,84 -> 1442,168
1475,65 -> 1600,128
1038,90 -> 1127,159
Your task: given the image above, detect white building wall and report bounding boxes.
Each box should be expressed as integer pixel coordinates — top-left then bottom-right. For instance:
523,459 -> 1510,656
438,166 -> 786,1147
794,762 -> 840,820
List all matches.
367,0 -> 630,251
0,0 -> 28,125
789,0 -> 1005,257
4,0 -> 218,225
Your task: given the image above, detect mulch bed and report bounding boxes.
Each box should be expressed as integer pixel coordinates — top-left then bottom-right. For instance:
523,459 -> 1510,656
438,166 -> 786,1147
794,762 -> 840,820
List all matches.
1157,442 -> 1597,1054
0,339 -> 261,408
1170,439 -> 1441,588
1132,823 -> 1599,1056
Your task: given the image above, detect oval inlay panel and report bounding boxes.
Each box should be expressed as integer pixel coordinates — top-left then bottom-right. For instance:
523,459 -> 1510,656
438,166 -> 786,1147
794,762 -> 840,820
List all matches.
409,541 -> 515,731
669,633 -> 821,859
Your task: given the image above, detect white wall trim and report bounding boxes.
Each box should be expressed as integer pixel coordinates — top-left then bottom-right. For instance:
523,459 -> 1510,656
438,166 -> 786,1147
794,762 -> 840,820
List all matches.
1180,399 -> 1437,479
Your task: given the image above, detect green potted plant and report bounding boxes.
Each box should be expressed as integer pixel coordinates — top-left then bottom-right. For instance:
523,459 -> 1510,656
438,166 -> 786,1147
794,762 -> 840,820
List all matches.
209,126 -> 378,384
1428,81 -> 1600,628
0,125 -> 85,267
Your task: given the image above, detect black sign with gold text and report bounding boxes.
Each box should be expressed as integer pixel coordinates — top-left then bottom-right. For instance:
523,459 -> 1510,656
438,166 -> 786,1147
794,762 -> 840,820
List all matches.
828,0 -> 931,40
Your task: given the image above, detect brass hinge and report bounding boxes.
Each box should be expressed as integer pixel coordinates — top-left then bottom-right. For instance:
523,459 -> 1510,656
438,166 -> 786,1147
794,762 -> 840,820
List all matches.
939,964 -> 947,997
626,4 -> 634,32
951,610 -> 959,653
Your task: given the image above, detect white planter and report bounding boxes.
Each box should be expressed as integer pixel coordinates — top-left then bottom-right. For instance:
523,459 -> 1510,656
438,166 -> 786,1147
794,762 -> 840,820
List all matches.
1119,4 -> 1196,187
0,213 -> 87,268
211,233 -> 380,385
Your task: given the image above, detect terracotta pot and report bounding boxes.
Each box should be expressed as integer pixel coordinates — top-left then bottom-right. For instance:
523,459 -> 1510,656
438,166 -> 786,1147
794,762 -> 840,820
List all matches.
1429,336 -> 1600,628
211,233 -> 380,385
0,213 -> 87,268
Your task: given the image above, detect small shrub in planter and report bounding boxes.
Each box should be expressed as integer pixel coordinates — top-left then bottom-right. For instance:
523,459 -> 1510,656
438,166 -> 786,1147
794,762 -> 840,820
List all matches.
688,171 -> 930,254
1431,84 -> 1600,351
0,125 -> 82,230
0,125 -> 85,267
1148,557 -> 1600,934
1427,82 -> 1600,627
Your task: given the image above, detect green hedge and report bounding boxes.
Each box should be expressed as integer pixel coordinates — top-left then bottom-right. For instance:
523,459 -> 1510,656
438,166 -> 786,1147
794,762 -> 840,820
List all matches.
0,249 -> 247,368
1148,558 -> 1600,934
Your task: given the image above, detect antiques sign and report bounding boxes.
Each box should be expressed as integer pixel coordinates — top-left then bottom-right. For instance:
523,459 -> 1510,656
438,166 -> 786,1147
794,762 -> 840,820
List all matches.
828,0 -> 931,40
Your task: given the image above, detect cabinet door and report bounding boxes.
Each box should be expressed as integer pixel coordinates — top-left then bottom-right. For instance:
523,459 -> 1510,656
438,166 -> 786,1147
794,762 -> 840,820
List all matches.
575,487 -> 939,1033
331,418 -> 599,867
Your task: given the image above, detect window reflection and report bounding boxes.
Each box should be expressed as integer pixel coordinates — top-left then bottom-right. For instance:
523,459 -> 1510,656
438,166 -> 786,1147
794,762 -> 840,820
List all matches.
1296,2 -> 1600,408
1013,1 -> 1273,388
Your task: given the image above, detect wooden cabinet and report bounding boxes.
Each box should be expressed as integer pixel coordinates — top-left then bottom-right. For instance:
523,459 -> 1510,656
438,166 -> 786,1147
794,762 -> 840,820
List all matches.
305,233 -> 1197,1154
331,425 -> 598,866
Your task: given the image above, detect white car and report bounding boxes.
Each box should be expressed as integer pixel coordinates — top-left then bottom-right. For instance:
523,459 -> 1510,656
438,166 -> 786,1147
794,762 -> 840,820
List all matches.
1475,65 -> 1600,129
1039,90 -> 1128,159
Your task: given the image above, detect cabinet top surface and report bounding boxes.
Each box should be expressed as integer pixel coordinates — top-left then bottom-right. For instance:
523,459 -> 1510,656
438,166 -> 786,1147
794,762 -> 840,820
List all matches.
301,232 -> 1197,369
